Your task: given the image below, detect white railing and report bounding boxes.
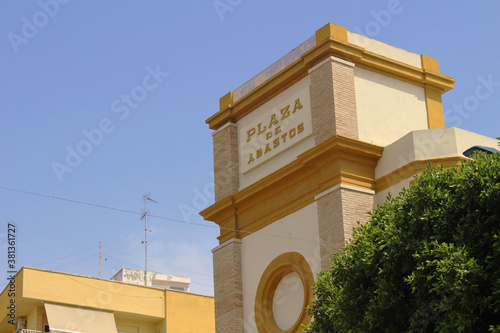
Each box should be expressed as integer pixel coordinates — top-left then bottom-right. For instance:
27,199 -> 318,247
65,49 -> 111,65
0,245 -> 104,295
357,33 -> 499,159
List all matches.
18,330 -> 42,333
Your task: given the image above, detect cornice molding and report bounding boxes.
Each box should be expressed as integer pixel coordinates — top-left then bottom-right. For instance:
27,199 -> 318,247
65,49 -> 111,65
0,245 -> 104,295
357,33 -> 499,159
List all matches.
200,135 -> 384,244
375,156 -> 466,192
206,26 -> 455,131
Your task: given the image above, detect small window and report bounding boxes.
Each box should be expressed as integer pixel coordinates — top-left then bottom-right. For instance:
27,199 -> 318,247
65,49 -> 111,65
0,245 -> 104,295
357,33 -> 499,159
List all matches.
170,286 -> 185,291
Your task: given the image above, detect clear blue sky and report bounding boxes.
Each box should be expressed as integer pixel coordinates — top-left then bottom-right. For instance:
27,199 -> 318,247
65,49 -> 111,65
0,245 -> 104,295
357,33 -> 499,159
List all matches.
0,1 -> 499,296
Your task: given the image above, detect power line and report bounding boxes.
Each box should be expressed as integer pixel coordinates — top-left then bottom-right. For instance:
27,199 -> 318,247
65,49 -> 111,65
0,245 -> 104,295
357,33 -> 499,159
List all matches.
32,247 -> 95,267
50,254 -> 97,271
103,245 -> 212,277
0,186 -> 318,242
72,262 -> 101,275
1,186 -> 141,215
105,255 -> 142,270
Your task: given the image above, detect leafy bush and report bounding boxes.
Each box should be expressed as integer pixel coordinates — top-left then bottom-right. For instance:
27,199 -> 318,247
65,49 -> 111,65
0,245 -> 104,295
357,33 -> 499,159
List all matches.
305,152 -> 500,332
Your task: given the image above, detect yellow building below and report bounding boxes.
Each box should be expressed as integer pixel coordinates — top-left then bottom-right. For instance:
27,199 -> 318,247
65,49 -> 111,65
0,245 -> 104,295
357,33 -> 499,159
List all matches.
0,267 -> 215,333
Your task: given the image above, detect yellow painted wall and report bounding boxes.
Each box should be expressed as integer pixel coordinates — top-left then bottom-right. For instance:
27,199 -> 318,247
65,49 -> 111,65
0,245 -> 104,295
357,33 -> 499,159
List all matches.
26,308 -> 37,330
25,306 -> 45,331
0,268 -> 215,333
165,291 -> 215,333
0,268 -> 24,330
21,268 -> 165,318
115,318 -> 157,333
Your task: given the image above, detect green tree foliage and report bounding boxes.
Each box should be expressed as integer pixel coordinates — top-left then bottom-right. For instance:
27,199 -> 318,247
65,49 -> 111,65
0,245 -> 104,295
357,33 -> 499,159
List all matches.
305,152 -> 500,332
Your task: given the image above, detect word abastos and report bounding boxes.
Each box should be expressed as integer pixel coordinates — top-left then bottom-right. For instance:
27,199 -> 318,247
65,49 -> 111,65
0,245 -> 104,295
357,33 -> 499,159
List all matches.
247,123 -> 304,164
246,98 -> 304,165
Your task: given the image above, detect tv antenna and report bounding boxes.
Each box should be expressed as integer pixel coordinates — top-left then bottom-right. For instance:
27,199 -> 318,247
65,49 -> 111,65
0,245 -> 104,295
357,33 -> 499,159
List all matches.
98,241 -> 107,279
140,195 -> 157,286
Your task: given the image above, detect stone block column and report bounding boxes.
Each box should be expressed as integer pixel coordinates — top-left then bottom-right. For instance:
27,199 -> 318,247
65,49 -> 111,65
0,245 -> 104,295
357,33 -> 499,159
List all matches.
309,56 -> 359,144
212,239 -> 243,333
211,117 -> 243,331
315,184 -> 374,270
212,122 -> 239,201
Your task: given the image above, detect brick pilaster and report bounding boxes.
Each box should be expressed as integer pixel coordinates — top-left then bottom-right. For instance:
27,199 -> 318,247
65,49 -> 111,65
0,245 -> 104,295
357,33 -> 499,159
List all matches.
309,56 -> 359,144
212,239 -> 243,333
212,122 -> 239,201
316,185 -> 374,270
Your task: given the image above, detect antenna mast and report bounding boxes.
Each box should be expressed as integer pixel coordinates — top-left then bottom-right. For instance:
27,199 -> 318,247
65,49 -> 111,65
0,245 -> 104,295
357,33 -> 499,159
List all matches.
140,195 -> 157,286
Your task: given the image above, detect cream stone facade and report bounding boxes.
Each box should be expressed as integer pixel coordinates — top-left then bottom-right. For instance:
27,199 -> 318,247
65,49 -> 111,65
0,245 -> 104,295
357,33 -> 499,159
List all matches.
200,22 -> 498,332
354,67 -> 428,146
238,76 -> 314,186
240,203 -> 319,332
